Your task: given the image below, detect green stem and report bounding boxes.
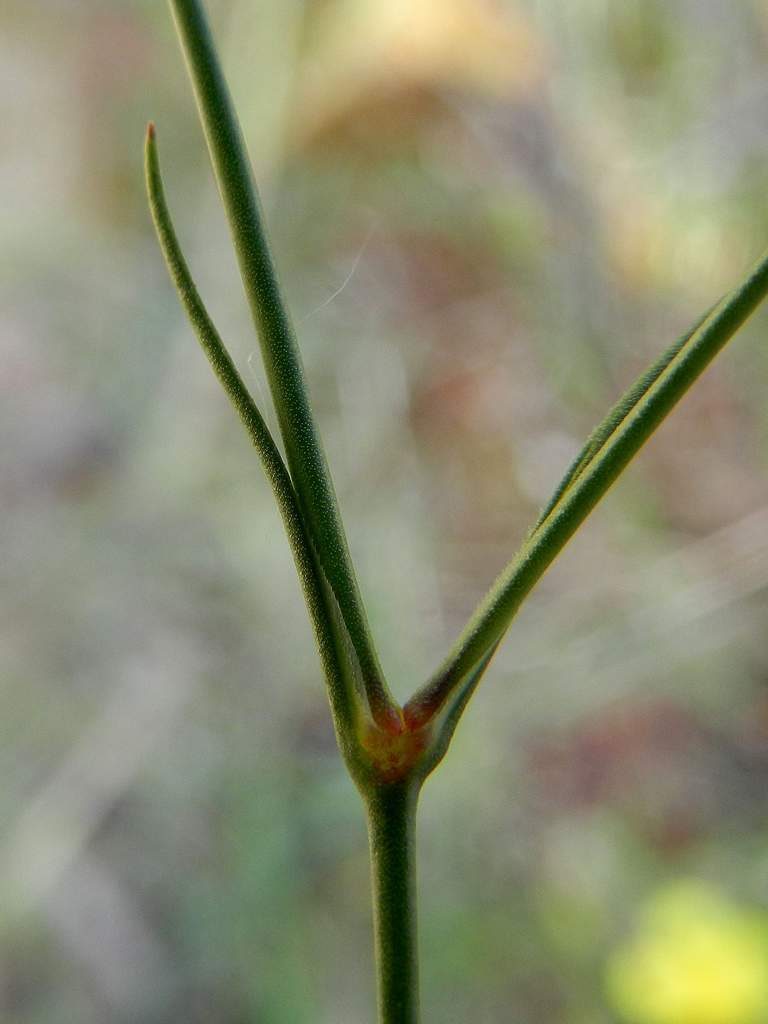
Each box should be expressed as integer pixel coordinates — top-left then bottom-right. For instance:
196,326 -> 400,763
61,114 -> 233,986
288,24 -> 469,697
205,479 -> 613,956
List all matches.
365,782 -> 421,1024
166,0 -> 396,727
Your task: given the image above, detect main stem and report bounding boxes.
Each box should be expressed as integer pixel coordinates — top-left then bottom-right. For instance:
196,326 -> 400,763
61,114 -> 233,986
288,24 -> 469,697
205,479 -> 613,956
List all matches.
365,782 -> 421,1024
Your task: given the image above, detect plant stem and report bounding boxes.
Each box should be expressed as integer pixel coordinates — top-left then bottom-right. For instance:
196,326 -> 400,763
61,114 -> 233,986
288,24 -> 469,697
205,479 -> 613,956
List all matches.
365,782 -> 421,1024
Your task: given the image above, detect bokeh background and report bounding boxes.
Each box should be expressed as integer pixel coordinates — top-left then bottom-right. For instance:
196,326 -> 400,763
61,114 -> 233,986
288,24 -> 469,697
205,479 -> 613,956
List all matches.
4,1 -> 768,1021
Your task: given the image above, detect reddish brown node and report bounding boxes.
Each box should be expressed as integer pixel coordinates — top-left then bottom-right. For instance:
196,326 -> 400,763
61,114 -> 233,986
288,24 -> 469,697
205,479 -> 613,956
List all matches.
361,719 -> 430,783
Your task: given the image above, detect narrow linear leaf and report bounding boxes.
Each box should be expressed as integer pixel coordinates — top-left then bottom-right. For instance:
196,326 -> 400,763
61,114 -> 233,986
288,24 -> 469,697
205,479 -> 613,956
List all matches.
406,247 -> 768,726
167,0 -> 397,730
145,122 -> 362,741
531,304 -> 716,533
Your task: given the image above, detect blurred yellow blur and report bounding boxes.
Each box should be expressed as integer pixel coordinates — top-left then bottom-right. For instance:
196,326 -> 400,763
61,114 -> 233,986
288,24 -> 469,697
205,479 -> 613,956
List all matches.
607,881 -> 768,1024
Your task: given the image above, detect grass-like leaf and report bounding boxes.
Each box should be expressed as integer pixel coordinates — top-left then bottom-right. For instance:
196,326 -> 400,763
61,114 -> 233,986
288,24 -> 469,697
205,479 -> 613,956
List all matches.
530,304 -> 717,534
406,249 -> 768,728
167,0 -> 397,731
144,122 -> 367,742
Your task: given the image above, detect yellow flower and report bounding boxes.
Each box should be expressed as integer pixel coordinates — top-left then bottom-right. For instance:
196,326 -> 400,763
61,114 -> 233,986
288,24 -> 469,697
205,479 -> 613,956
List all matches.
605,881 -> 768,1024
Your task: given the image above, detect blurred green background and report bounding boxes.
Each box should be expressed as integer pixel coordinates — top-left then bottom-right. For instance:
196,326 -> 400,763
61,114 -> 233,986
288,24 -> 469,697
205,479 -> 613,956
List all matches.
3,1 -> 768,1021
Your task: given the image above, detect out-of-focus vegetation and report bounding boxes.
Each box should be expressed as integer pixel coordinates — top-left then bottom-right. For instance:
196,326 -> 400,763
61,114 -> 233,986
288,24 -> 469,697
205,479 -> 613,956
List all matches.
3,1 -> 768,1021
